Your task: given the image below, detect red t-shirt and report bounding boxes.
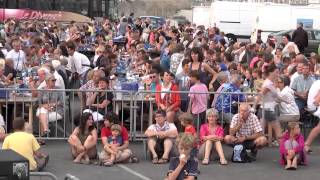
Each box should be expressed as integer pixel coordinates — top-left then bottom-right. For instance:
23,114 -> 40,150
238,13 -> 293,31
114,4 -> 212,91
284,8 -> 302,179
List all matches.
184,125 -> 196,136
101,125 -> 129,142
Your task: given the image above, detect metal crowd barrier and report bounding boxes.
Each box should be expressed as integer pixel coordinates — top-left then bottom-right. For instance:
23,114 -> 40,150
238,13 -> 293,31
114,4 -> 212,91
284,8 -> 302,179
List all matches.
30,172 -> 58,180
0,88 -> 260,141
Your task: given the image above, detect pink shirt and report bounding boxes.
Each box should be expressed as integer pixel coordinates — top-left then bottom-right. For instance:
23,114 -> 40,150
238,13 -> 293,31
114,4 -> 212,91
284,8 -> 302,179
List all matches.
188,83 -> 208,114
199,124 -> 224,144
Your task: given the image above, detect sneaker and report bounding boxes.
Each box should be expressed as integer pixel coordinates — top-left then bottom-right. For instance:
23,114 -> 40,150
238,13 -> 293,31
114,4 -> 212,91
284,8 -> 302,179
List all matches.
249,148 -> 257,161
271,140 -> 279,147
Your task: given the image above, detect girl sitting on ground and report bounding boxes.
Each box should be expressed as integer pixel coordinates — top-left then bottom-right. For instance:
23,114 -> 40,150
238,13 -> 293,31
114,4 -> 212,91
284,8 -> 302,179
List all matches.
279,122 -> 307,170
165,133 -> 198,180
100,124 -> 123,166
68,113 -> 98,164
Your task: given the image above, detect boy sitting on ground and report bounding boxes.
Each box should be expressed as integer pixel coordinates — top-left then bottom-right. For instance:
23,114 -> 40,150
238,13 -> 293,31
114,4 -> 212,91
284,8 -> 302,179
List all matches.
2,118 -> 49,171
100,124 -> 123,166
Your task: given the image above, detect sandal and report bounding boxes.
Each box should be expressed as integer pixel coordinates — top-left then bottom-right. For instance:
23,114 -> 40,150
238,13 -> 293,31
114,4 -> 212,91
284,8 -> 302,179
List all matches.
220,159 -> 228,165
152,157 -> 159,164
103,160 -> 114,166
304,145 -> 313,154
129,156 -> 139,163
202,158 -> 209,165
38,139 -> 46,146
158,158 -> 169,164
81,159 -> 90,165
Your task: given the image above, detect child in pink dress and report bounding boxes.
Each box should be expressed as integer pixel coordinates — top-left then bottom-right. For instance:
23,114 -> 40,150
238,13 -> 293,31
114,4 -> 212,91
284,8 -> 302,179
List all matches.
279,122 -> 307,170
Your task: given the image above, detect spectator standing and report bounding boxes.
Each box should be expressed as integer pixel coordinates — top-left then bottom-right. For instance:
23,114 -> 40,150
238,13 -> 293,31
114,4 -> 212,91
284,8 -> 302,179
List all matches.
175,59 -> 190,112
292,23 -> 308,53
188,70 -> 209,128
5,39 -> 26,72
290,62 -> 315,110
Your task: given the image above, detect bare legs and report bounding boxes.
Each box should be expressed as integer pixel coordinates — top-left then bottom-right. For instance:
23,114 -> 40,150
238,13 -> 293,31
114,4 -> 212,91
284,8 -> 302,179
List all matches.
39,113 -> 49,135
199,140 -> 227,165
147,138 -> 173,163
68,135 -> 97,163
305,122 -> 320,152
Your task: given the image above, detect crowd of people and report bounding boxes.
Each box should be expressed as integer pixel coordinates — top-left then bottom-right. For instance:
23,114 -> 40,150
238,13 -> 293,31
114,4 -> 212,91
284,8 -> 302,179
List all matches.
0,14 -> 320,179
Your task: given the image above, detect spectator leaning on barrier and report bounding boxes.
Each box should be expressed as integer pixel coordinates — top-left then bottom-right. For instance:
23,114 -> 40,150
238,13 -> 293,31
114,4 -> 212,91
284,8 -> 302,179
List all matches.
155,70 -> 181,123
36,74 -> 63,138
68,112 -> 97,164
188,70 -> 209,127
83,77 -> 113,122
213,73 -> 246,124
2,118 -> 49,171
225,104 -> 267,161
145,110 -> 178,164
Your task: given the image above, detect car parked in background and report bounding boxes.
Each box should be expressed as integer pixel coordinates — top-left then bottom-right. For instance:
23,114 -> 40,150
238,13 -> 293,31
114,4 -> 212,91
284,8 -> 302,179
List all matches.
139,16 -> 166,29
268,29 -> 320,57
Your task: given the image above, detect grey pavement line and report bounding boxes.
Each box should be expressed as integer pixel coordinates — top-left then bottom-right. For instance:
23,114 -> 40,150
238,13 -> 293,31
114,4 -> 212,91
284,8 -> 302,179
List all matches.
116,164 -> 152,180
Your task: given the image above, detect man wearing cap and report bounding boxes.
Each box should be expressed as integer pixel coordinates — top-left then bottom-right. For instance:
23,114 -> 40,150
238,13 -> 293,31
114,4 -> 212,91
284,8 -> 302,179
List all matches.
145,110 -> 178,164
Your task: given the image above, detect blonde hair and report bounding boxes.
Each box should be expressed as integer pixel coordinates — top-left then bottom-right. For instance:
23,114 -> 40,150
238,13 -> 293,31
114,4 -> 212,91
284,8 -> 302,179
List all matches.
111,124 -> 122,133
287,122 -> 300,133
178,113 -> 194,125
0,58 -> 5,70
206,108 -> 219,118
176,133 -> 195,148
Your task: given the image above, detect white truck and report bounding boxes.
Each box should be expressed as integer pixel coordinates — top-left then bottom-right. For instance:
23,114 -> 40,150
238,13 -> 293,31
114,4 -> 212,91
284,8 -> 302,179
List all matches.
192,1 -> 320,42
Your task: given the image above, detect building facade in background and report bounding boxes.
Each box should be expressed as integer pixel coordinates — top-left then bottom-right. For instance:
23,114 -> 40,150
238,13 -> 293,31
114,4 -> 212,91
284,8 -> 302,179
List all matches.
0,0 -> 118,18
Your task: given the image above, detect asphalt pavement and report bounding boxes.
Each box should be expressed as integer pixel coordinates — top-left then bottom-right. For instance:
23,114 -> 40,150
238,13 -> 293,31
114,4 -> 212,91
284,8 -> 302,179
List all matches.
30,140 -> 320,180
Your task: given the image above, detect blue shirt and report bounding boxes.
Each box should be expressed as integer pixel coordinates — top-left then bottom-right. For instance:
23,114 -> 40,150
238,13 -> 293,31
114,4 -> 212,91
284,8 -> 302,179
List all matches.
167,157 -> 198,180
214,83 -> 245,113
107,135 -> 123,145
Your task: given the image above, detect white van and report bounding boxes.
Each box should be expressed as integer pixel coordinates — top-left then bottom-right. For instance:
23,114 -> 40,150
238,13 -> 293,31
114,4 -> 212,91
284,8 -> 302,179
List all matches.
251,3 -> 320,42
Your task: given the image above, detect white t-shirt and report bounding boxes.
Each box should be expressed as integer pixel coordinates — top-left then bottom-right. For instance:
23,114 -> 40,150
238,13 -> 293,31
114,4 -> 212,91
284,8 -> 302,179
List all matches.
262,79 -> 279,110
279,86 -> 299,115
307,80 -> 320,111
147,121 -> 177,132
54,71 -> 65,89
6,49 -> 26,71
67,51 -> 90,75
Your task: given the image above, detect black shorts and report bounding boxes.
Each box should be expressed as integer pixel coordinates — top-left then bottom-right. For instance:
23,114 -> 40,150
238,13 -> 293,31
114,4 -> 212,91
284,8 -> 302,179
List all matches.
263,110 -> 277,122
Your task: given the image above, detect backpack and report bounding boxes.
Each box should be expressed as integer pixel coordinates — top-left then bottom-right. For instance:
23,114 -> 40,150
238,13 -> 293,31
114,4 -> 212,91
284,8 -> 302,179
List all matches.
231,144 -> 251,163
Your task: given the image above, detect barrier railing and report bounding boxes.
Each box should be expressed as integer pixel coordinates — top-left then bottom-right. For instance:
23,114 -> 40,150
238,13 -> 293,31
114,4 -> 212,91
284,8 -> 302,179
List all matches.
30,172 -> 58,180
132,90 -> 259,141
0,88 -> 260,141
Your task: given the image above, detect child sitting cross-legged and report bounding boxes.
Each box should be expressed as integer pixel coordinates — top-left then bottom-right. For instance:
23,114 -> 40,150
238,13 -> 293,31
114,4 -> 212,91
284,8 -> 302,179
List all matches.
165,133 -> 198,180
100,124 -> 123,166
279,122 -> 307,170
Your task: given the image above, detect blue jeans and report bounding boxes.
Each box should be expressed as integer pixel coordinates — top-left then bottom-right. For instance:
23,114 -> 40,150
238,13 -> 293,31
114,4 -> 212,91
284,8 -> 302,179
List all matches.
295,98 -> 306,111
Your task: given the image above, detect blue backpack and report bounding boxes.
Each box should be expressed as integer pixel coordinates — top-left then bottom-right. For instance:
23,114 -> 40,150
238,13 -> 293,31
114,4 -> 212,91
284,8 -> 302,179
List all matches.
231,144 -> 251,163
